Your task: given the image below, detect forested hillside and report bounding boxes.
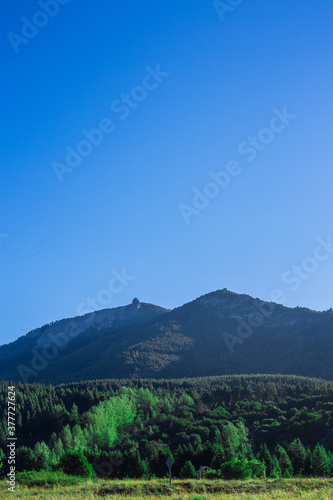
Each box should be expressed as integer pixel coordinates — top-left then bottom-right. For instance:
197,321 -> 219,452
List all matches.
1,290 -> 333,384
1,375 -> 333,479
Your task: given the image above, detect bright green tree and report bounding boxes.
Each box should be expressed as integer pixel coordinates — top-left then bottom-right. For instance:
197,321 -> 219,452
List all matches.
84,394 -> 136,448
134,388 -> 158,417
60,425 -> 73,450
33,441 -> 51,471
220,422 -> 241,461
71,424 -> 87,451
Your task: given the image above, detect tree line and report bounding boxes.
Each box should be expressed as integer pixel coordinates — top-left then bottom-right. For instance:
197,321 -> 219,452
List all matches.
0,374 -> 333,478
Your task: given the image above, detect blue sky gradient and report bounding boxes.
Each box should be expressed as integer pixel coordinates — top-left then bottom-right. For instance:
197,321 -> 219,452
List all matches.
1,0 -> 333,345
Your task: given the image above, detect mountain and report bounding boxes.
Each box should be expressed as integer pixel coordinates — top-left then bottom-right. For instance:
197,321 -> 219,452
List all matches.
0,290 -> 332,384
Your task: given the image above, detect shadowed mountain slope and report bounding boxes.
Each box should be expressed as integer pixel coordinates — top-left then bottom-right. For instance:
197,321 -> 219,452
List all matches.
0,290 -> 332,383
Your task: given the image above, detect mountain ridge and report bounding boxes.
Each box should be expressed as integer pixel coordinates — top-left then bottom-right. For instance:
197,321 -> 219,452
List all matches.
1,289 -> 332,383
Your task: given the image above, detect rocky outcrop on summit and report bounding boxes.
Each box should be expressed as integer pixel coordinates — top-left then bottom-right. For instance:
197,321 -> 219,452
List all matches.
0,289 -> 332,383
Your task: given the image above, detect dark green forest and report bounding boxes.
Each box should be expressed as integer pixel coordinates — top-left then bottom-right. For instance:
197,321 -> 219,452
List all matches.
1,374 -> 333,479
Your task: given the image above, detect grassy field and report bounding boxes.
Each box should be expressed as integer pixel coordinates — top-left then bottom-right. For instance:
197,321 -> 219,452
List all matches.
1,477 -> 333,499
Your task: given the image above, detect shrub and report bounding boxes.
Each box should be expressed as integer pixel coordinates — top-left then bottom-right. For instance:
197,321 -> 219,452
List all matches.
220,459 -> 252,480
58,450 -> 95,478
15,446 -> 36,472
205,469 -> 219,479
16,470 -> 83,487
249,459 -> 266,478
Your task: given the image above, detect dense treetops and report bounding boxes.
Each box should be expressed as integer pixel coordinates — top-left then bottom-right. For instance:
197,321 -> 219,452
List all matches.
1,374 -> 333,478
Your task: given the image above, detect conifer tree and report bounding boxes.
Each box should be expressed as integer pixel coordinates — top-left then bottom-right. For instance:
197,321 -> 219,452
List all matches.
269,455 -> 282,478
304,448 -> 312,477
257,443 -> 273,476
180,460 -> 197,478
70,403 -> 80,424
311,444 -> 329,476
210,444 -> 225,469
328,451 -> 333,476
275,444 -> 293,477
288,438 -> 306,476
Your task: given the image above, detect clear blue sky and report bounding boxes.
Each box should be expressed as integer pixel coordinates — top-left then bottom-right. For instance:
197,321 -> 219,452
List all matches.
1,0 -> 333,345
